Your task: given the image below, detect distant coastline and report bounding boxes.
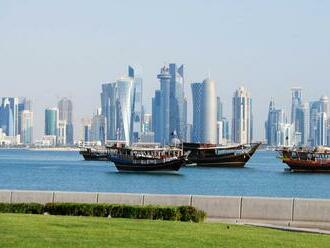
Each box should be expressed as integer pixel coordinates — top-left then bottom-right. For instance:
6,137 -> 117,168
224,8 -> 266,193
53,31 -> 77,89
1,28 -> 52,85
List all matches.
0,147 -> 80,152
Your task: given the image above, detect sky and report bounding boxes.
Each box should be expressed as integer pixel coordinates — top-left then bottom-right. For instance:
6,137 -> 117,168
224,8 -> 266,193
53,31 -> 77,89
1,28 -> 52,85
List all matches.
0,0 -> 329,141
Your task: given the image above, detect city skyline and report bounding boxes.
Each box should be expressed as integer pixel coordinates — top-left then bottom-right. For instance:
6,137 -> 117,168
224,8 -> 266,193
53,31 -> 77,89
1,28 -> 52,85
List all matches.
1,1 -> 330,140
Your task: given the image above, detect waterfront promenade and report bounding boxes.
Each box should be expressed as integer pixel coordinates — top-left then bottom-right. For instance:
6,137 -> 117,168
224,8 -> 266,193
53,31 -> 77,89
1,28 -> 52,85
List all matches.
1,189 -> 330,231
1,149 -> 330,230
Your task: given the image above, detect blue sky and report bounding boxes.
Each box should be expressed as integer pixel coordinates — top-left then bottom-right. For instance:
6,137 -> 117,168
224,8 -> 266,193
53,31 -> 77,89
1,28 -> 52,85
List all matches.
0,0 -> 329,140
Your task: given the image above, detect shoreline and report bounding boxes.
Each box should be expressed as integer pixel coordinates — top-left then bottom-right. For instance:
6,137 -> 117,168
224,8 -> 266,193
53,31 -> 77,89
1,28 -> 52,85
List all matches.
0,147 -> 80,152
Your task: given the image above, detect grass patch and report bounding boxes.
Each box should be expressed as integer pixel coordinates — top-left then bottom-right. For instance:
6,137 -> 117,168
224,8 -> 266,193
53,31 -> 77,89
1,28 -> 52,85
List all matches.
0,213 -> 329,247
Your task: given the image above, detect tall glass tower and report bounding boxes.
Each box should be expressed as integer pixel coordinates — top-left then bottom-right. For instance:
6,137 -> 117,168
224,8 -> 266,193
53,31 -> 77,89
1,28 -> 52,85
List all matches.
101,82 -> 117,141
157,66 -> 171,145
168,64 -> 187,141
0,97 -> 19,137
232,87 -> 253,144
116,77 -> 134,144
58,97 -> 74,145
191,82 -> 203,143
45,108 -> 58,136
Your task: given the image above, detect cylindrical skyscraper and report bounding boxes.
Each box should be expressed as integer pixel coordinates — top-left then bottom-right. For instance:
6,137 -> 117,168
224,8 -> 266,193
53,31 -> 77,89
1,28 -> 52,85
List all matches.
157,66 -> 171,145
201,78 -> 217,144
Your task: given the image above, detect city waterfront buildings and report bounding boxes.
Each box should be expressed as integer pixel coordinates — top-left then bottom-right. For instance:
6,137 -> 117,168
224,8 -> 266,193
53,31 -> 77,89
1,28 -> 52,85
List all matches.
100,66 -> 142,144
232,87 -> 253,144
152,64 -> 187,145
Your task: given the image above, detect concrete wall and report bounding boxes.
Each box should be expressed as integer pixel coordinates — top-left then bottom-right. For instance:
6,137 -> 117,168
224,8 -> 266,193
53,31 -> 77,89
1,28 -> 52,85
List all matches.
241,197 -> 293,221
144,194 -> 191,206
0,190 -> 11,203
293,198 -> 330,223
11,190 -> 53,204
192,195 -> 241,219
98,193 -> 143,205
1,190 -> 330,228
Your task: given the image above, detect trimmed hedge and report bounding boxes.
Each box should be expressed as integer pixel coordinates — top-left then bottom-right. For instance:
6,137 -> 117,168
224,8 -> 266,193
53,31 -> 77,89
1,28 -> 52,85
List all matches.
0,203 -> 206,223
0,203 -> 44,214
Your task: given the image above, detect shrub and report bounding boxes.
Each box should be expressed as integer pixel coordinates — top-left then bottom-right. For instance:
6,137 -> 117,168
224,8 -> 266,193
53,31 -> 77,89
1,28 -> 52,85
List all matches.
0,203 -> 44,214
0,202 -> 206,223
177,206 -> 206,222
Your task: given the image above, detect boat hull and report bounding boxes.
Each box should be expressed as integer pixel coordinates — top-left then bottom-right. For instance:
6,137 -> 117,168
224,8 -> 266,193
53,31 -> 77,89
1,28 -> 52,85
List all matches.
111,157 -> 186,172
283,159 -> 330,172
79,151 -> 108,161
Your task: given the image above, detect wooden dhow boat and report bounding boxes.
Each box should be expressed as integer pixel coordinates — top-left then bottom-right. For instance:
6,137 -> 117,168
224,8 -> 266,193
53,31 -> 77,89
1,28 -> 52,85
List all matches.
107,144 -> 186,172
183,142 -> 261,167
278,146 -> 330,172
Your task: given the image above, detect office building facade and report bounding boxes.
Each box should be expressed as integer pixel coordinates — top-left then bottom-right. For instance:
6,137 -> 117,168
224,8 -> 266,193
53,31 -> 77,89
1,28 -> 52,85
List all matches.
232,87 -> 253,144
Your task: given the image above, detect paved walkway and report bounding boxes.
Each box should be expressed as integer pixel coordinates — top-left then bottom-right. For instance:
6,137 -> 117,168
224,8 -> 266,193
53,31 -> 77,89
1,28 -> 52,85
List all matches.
206,218 -> 330,235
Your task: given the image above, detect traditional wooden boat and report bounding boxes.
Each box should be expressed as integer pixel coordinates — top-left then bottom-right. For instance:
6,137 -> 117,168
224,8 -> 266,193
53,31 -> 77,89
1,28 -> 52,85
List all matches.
278,146 -> 330,172
107,144 -> 186,172
79,147 -> 109,161
183,142 -> 261,167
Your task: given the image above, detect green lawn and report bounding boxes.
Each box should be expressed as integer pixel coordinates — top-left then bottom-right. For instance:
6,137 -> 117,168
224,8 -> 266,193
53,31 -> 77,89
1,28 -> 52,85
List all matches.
0,214 -> 329,247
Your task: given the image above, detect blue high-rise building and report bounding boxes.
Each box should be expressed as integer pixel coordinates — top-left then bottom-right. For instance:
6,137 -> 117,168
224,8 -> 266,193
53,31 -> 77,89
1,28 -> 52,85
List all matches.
168,63 -> 187,142
129,66 -> 143,143
100,66 -> 142,144
191,82 -> 203,143
45,108 -> 58,136
152,90 -> 161,143
156,66 -> 171,145
0,97 -> 19,137
101,82 -> 117,141
152,64 -> 187,145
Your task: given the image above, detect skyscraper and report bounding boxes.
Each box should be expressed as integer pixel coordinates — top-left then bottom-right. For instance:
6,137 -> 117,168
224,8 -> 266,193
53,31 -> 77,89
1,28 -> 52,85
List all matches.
129,66 -> 143,143
152,64 -> 187,145
152,90 -> 161,143
291,87 -> 302,124
58,97 -> 74,145
57,120 -> 67,146
265,99 -> 288,146
216,97 -> 223,121
21,110 -> 33,145
191,82 -> 203,143
156,65 -> 171,145
201,78 -> 217,144
45,108 -> 58,136
101,82 -> 117,141
168,63 -> 187,141
232,87 -> 253,144
90,108 -> 106,144
116,77 -> 134,144
308,95 -> 329,146
18,98 -> 32,142
0,97 -> 19,137
101,66 -> 142,144
295,103 -> 309,145
317,112 -> 327,145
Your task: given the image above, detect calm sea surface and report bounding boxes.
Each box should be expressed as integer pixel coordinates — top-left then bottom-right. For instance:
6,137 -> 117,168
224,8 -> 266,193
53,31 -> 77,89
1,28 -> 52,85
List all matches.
0,149 -> 329,199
